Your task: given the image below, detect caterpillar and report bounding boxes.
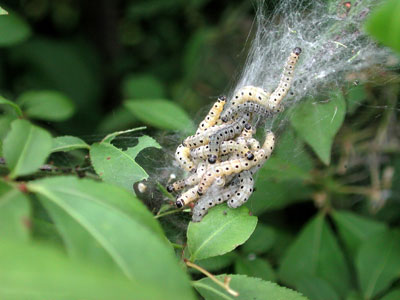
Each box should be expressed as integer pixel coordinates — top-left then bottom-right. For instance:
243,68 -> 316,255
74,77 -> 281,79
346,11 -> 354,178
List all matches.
227,171 -> 254,208
190,140 -> 252,161
196,96 -> 226,133
175,144 -> 195,172
191,185 -> 236,222
183,121 -> 233,149
207,113 -> 251,163
197,130 -> 275,195
221,100 -> 270,123
268,47 -> 302,111
167,162 -> 207,193
175,186 -> 199,208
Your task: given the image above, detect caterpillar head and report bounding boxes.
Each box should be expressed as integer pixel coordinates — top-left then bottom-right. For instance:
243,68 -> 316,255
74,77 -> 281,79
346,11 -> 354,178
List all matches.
175,199 -> 184,208
208,155 -> 217,164
166,185 -> 174,193
293,47 -> 302,55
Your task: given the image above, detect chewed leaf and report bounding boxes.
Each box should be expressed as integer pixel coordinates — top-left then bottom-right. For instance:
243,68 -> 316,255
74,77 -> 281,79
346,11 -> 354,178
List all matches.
290,92 -> 346,165
90,135 -> 161,192
194,274 -> 308,300
52,136 -> 90,152
3,119 -> 53,179
187,204 -> 257,261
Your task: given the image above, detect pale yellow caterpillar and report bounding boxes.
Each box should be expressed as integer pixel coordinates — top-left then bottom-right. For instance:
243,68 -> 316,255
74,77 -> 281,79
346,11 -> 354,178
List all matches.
167,162 -> 207,193
175,186 -> 199,208
268,47 -> 302,111
175,144 -> 195,172
197,131 -> 275,195
196,96 -> 226,133
190,140 -> 252,161
183,121 -> 233,149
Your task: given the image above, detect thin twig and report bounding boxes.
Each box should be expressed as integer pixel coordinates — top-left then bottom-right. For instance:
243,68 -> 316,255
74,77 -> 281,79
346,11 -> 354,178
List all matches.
154,208 -> 190,219
184,259 -> 239,297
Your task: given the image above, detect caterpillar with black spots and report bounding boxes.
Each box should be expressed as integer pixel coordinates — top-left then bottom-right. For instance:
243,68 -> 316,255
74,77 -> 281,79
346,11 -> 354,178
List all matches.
196,96 -> 226,133
268,47 -> 302,111
207,113 -> 251,163
196,130 -> 275,195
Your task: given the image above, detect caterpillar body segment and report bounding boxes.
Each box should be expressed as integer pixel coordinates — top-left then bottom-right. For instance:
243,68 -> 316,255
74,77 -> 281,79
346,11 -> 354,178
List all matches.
196,96 -> 226,134
221,101 -> 271,123
175,144 -> 195,172
175,186 -> 199,208
190,140 -> 251,161
183,122 -> 232,149
230,86 -> 270,107
227,171 -> 254,208
207,113 -> 251,163
192,185 -> 236,222
268,47 -> 302,111
197,147 -> 266,195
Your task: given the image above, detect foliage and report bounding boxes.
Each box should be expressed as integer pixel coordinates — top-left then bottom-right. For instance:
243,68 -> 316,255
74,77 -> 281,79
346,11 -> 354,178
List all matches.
0,1 -> 399,299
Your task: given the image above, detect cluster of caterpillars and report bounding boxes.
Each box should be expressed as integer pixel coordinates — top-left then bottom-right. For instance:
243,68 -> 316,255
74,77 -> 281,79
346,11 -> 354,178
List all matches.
167,47 -> 302,222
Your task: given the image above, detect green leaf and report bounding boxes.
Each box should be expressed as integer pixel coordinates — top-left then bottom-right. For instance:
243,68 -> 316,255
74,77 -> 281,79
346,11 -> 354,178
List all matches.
3,119 -> 53,178
51,136 -> 90,152
0,7 -> 8,15
380,289 -> 400,300
0,115 -> 17,141
234,256 -> 276,282
187,204 -> 257,261
0,239 -> 188,300
97,106 -> 138,133
291,93 -> 346,165
17,90 -> 75,121
279,214 -> 351,297
356,230 -> 400,299
125,99 -> 194,131
91,135 -> 160,192
294,276 -> 340,300
194,274 -> 308,300
0,12 -> 31,46
332,210 -> 387,257
241,223 -> 276,254
365,0 -> 400,54
346,85 -> 367,114
0,96 -> 23,117
122,74 -> 165,99
27,177 -> 195,300
0,181 -> 30,241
